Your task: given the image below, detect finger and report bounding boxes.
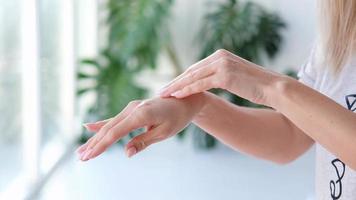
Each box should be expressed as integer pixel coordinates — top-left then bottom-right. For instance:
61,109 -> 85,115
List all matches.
78,118 -> 112,154
81,114 -> 145,161
76,136 -> 95,154
77,144 -> 87,155
159,50 -> 225,93
83,118 -> 112,132
125,127 -> 163,158
84,100 -> 141,153
160,64 -> 215,97
171,76 -> 216,99
77,119 -> 112,156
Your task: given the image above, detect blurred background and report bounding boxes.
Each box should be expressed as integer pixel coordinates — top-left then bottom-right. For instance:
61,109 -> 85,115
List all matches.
0,0 -> 317,199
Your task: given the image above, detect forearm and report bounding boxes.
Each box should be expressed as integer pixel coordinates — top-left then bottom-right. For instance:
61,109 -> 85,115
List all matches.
193,92 -> 314,164
269,77 -> 356,169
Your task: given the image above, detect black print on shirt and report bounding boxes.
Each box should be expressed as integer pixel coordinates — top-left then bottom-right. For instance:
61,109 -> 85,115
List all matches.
330,159 -> 346,200
329,94 -> 356,199
345,94 -> 356,111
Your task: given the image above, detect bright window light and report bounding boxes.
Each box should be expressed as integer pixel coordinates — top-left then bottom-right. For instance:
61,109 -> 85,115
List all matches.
0,176 -> 28,200
60,0 -> 76,142
21,0 -> 41,184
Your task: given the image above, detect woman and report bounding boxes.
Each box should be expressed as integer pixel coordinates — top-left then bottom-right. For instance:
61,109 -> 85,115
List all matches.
77,0 -> 356,199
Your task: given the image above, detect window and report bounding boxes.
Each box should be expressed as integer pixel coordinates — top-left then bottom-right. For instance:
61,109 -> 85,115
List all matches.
0,0 -> 79,198
0,0 -> 24,195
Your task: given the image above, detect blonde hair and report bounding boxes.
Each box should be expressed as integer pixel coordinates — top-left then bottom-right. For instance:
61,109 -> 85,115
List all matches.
318,0 -> 356,73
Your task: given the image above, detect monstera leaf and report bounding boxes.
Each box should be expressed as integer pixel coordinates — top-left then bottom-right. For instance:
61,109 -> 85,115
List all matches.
185,0 -> 286,149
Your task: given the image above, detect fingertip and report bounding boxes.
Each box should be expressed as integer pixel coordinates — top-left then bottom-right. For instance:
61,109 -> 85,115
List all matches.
83,123 -> 98,132
81,149 -> 93,161
159,93 -> 171,98
82,123 -> 90,129
158,90 -> 170,97
159,86 -> 177,97
77,151 -> 86,161
126,146 -> 137,158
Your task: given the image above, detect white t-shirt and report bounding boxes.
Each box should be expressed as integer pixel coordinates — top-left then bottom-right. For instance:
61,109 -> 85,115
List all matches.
298,48 -> 356,200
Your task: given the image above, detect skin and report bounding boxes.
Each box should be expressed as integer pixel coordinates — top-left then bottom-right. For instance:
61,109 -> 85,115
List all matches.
77,94 -> 205,159
77,49 -> 356,170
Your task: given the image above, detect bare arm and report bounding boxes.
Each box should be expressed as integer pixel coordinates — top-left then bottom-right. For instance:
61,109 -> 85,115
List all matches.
160,49 -> 356,169
80,49 -> 356,169
193,92 -> 314,164
269,77 -> 356,170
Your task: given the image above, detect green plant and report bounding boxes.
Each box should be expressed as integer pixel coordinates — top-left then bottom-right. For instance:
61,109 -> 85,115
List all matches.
181,0 -> 287,149
77,0 -> 173,143
77,0 -> 290,150
199,0 -> 285,62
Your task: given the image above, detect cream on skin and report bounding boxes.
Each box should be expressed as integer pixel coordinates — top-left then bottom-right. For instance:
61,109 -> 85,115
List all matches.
77,49 -> 356,170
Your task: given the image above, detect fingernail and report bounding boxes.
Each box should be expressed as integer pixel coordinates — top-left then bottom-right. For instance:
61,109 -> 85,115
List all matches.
78,151 -> 86,160
81,149 -> 93,161
83,123 -> 90,129
171,90 -> 182,97
126,146 -> 137,158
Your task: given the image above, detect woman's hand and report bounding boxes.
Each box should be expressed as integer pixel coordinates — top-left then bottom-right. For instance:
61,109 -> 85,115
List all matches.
77,94 -> 205,161
159,49 -> 283,107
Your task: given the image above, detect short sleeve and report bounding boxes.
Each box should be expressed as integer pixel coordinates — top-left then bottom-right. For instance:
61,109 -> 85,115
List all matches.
298,48 -> 318,89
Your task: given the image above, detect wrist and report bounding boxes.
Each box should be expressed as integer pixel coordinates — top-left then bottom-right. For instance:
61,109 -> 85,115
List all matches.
192,92 -> 216,122
186,92 -> 209,115
266,75 -> 299,109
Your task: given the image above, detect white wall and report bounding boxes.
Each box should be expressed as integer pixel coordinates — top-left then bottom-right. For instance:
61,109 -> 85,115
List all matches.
252,0 -> 317,71
168,0 -> 317,72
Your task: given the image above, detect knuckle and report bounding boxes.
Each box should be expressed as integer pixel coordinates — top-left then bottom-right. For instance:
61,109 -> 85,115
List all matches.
137,99 -> 152,108
219,57 -> 231,68
190,71 -> 197,79
184,69 -> 193,77
135,139 -> 146,150
155,134 -> 167,142
186,70 -> 194,78
215,49 -> 229,58
129,100 -> 141,106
